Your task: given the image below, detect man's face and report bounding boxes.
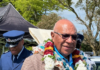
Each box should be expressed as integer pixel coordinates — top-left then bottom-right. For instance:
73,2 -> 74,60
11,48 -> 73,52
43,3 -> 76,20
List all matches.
9,39 -> 24,55
51,24 -> 77,57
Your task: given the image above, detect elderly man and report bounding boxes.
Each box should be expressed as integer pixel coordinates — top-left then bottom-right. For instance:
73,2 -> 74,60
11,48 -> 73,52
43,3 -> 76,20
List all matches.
0,30 -> 33,70
21,19 -> 94,70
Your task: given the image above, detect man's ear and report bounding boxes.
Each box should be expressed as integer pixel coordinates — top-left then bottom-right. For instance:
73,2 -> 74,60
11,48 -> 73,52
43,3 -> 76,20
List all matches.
21,39 -> 24,45
51,32 -> 54,41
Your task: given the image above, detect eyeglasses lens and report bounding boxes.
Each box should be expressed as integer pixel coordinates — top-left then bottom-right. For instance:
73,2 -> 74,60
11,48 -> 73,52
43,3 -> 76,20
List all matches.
62,34 -> 77,40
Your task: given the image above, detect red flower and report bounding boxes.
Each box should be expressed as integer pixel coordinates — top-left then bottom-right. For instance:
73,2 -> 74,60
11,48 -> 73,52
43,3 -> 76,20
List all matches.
44,50 -> 53,56
45,42 -> 54,48
73,57 -> 83,65
44,42 -> 54,56
72,49 -> 80,55
72,49 -> 83,65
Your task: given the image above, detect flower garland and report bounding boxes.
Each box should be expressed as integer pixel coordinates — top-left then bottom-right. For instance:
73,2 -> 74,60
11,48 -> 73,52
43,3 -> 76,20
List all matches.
33,41 -> 89,70
72,49 -> 87,70
43,42 -> 55,70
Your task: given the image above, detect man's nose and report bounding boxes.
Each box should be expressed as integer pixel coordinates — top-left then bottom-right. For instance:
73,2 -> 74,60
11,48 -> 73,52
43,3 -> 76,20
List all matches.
65,36 -> 73,43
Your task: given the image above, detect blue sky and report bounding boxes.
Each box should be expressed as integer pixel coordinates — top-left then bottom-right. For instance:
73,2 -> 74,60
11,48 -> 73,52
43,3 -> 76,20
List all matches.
52,10 -> 86,32
52,0 -> 86,32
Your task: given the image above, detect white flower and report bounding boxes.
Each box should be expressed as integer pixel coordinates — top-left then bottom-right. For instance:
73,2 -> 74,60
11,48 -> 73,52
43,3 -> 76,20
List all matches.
55,61 -> 64,69
33,47 -> 39,53
44,57 -> 54,70
33,47 -> 44,54
75,60 -> 87,70
44,54 -> 51,57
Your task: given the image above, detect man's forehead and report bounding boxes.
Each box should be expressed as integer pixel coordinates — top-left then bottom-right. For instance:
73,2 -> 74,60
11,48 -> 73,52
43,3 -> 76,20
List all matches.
54,24 -> 77,34
63,26 -> 77,33
54,19 -> 76,31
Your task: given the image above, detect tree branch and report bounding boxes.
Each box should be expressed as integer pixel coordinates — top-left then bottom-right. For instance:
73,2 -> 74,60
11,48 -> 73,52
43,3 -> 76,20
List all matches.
95,21 -> 99,39
58,0 -> 88,28
89,0 -> 96,28
85,0 -> 90,19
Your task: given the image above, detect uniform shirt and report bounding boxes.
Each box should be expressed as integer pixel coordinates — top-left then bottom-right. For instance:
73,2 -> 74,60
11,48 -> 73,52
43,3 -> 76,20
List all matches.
0,58 -> 1,70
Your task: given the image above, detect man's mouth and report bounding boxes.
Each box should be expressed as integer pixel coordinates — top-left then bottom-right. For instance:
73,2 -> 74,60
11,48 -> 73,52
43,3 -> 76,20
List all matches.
63,46 -> 73,49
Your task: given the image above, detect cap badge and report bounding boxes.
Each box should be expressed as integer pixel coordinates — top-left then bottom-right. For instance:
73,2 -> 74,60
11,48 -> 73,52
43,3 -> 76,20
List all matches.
8,38 -> 11,42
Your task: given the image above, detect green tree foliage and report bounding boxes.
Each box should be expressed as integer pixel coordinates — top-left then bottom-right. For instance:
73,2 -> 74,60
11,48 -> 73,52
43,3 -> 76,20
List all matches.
0,38 -> 5,56
36,13 -> 62,29
0,0 -> 65,25
81,43 -> 92,52
0,38 -> 8,57
0,0 -> 9,6
24,39 -> 38,51
24,39 -> 38,47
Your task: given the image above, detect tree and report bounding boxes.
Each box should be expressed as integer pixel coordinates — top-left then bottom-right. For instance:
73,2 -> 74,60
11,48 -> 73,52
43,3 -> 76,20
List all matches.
81,43 -> 92,52
36,13 -> 62,29
0,0 -> 64,25
0,38 -> 8,57
52,0 -> 100,56
24,39 -> 38,51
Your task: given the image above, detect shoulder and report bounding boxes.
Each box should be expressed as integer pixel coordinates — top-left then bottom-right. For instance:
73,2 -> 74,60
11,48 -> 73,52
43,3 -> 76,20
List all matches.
24,53 -> 43,65
22,53 -> 43,70
1,51 -> 10,58
27,49 -> 33,54
24,48 -> 33,55
26,53 -> 43,61
1,51 -> 11,60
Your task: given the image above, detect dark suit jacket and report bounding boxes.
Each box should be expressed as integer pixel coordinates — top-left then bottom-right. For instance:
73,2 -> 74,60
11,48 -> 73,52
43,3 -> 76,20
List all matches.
0,47 -> 32,70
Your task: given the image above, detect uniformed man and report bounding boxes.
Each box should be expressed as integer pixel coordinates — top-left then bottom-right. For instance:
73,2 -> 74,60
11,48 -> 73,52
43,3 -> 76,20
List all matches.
0,30 -> 33,70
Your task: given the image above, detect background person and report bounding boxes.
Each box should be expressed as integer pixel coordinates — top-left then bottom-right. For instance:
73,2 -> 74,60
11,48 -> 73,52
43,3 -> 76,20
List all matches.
0,30 -> 33,70
76,33 -> 96,70
76,33 -> 84,49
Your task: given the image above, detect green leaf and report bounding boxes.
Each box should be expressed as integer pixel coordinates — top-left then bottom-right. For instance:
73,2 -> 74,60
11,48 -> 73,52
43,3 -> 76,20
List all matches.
41,57 -> 45,61
74,64 -> 79,70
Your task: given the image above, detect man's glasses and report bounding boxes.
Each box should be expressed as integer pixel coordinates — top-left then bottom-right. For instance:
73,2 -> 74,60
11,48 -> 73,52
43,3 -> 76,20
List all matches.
54,32 -> 77,40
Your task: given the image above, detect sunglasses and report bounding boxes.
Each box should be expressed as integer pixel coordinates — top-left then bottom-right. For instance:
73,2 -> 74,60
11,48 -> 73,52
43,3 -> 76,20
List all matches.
54,32 -> 77,40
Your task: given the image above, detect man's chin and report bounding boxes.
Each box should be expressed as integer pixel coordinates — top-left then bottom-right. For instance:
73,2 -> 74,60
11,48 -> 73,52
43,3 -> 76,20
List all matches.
61,51 -> 73,57
61,52 -> 69,57
11,51 -> 17,55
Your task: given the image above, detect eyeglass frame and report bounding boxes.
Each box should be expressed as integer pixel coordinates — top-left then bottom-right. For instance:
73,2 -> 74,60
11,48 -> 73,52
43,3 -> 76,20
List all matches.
54,32 -> 77,40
